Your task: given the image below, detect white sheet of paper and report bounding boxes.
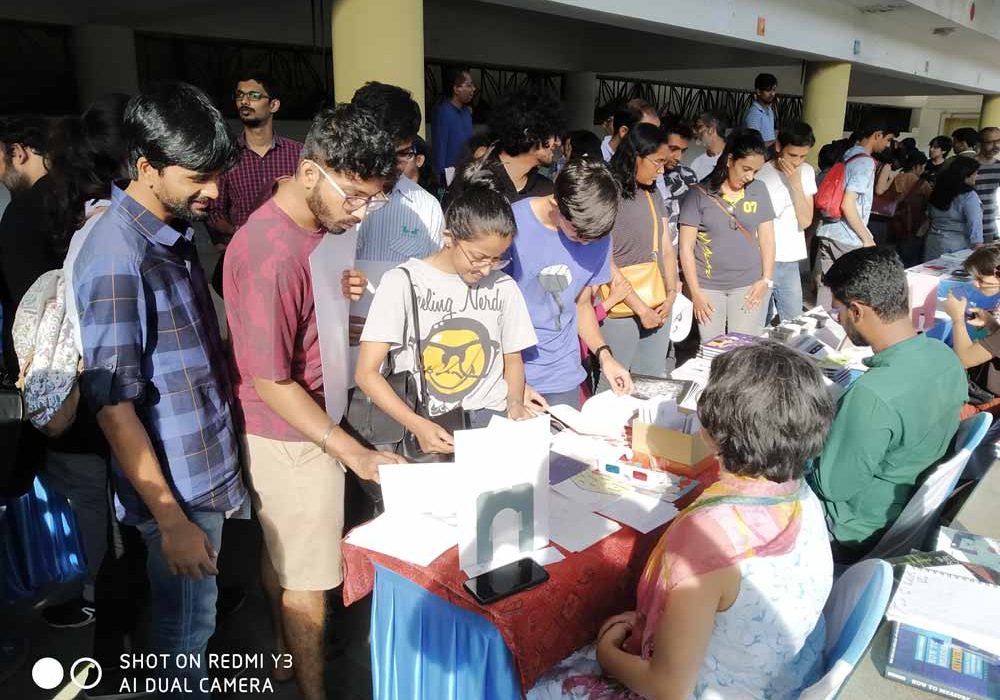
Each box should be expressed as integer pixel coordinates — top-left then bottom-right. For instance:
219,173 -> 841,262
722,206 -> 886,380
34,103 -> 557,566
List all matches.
310,228 -> 359,422
548,403 -> 620,438
378,462 -> 460,523
348,260 -> 396,388
551,469 -> 628,511
548,491 -> 621,552
345,511 -> 457,567
580,391 -> 646,431
669,292 -> 693,342
455,414 -> 550,570
462,546 -> 565,579
597,492 -> 679,534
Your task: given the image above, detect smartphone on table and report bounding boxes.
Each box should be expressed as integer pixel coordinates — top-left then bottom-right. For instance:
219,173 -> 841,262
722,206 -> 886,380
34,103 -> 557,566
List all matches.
463,557 -> 549,605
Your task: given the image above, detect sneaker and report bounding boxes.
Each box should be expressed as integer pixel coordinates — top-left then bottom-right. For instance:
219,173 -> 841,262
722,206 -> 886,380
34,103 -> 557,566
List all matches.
41,597 -> 96,628
215,585 -> 247,623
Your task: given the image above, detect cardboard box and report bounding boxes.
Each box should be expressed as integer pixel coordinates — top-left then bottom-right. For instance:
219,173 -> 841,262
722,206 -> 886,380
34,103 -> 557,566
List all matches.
631,422 -> 715,478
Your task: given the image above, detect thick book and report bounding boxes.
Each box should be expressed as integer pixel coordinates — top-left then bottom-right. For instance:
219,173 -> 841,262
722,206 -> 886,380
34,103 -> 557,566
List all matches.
885,622 -> 1000,700
697,332 -> 759,358
886,566 -> 1000,657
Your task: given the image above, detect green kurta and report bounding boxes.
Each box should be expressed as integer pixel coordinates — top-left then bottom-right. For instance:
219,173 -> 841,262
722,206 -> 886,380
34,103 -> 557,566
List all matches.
807,334 -> 968,550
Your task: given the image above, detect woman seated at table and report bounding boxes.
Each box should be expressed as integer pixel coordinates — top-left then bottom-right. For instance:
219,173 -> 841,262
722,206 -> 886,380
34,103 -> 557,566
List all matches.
528,341 -> 834,700
924,156 -> 983,261
678,129 -> 776,340
356,173 -> 539,454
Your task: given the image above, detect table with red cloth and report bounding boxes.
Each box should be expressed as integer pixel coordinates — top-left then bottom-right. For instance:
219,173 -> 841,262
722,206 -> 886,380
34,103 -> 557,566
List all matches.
342,460 -> 716,698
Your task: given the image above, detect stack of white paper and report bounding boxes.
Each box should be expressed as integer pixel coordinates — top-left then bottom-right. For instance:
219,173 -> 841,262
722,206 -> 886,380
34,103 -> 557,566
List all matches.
345,512 -> 457,567
548,491 -> 621,551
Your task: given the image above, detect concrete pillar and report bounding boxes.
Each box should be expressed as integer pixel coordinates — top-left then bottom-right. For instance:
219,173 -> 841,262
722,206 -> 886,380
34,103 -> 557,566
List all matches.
332,0 -> 425,133
802,62 -> 851,167
72,25 -> 140,108
981,95 -> 1000,129
563,72 -> 597,132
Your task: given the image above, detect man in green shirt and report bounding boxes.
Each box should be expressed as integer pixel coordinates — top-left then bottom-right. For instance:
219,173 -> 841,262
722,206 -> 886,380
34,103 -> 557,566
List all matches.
808,248 -> 967,560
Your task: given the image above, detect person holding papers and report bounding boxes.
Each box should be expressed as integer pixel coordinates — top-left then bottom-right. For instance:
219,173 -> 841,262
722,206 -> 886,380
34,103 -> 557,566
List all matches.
528,341 -> 834,700
356,171 -> 539,455
807,248 -> 967,562
224,105 -> 406,700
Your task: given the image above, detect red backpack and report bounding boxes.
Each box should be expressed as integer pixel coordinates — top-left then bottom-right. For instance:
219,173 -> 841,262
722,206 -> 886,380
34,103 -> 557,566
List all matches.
815,153 -> 874,221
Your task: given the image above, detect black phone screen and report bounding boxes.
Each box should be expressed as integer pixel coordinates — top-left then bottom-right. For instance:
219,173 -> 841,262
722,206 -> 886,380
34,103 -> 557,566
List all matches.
464,557 -> 549,605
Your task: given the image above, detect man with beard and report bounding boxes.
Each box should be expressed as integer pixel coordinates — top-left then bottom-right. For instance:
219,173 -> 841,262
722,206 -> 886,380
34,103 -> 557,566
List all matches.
207,73 -> 302,254
449,89 -> 566,203
222,103 -> 406,700
806,248 -> 966,563
72,82 -> 246,698
742,73 -> 778,148
0,114 -> 55,372
975,126 -> 1000,243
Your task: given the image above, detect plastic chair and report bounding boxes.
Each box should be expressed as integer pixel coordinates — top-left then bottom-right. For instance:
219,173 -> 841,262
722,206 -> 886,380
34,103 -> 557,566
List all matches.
799,559 -> 893,700
865,412 -> 992,560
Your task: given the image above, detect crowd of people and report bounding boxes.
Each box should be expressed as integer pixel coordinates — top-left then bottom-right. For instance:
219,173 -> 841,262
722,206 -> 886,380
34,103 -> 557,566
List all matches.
0,66 -> 997,700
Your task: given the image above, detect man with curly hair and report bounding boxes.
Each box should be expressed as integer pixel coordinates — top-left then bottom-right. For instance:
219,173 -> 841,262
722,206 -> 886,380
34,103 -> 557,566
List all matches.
223,104 -> 407,700
452,89 -> 567,203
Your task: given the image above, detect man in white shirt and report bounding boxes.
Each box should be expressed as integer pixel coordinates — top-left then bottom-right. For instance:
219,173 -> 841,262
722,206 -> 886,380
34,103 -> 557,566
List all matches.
353,82 -> 444,262
754,122 -> 818,322
690,111 -> 727,182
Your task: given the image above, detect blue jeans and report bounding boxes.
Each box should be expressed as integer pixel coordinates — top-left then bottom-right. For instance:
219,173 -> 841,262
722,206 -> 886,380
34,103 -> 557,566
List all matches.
597,315 -> 671,391
771,261 -> 804,322
136,510 -> 225,700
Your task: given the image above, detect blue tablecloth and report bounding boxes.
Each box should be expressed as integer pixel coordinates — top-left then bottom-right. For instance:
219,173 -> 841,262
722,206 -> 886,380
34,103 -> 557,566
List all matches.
371,564 -> 521,700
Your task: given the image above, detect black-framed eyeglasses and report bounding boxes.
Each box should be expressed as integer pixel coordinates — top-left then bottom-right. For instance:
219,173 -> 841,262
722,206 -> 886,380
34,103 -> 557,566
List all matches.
235,90 -> 271,102
395,147 -> 417,161
456,240 -> 510,271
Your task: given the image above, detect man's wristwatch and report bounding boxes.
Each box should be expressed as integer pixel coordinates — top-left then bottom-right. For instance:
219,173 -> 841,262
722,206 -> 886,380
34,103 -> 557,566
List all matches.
595,345 -> 614,362
762,277 -> 774,289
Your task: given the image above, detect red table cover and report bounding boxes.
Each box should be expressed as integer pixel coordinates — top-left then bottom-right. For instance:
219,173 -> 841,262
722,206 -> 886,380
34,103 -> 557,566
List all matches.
342,462 -> 717,693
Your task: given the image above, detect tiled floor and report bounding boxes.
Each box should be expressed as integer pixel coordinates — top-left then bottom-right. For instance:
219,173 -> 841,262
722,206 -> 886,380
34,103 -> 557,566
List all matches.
1,516 -> 376,700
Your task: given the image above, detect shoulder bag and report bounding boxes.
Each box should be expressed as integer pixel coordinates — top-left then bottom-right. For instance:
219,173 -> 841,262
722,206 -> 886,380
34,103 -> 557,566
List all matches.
695,185 -> 760,248
600,190 -> 668,319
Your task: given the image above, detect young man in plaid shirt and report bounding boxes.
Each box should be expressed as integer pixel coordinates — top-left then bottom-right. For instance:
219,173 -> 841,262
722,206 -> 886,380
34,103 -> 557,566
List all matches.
72,82 -> 245,699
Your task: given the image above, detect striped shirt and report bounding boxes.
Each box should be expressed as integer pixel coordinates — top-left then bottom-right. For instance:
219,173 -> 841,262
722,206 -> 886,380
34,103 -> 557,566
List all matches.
975,159 -> 1000,243
73,185 -> 245,524
356,176 -> 445,263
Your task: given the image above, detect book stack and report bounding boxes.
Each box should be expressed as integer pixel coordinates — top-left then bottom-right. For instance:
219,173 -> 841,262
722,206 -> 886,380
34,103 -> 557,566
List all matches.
883,529 -> 1000,699
697,332 -> 759,360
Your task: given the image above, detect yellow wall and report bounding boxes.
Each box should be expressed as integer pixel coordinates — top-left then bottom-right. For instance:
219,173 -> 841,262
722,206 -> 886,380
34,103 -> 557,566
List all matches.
802,62 -> 851,166
332,0 -> 426,133
982,95 -> 1000,130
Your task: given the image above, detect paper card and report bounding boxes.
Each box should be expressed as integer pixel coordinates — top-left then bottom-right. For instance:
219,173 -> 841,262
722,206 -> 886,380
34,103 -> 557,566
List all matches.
548,491 -> 621,552
454,415 -> 550,571
551,469 -> 630,511
378,462 -> 460,524
345,512 -> 457,567
348,260 -> 396,388
669,292 -> 693,342
597,491 -> 678,534
309,229 -> 359,422
462,546 -> 565,579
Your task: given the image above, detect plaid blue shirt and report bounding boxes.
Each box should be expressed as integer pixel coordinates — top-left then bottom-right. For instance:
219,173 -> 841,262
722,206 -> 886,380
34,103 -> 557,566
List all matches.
73,185 -> 245,524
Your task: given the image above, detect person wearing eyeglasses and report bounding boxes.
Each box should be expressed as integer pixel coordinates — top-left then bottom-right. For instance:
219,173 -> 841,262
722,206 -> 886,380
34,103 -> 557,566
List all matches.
678,129 -> 776,340
352,82 -> 445,264
223,103 -> 405,700
356,172 -> 539,455
206,73 -> 302,291
597,123 -> 681,385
